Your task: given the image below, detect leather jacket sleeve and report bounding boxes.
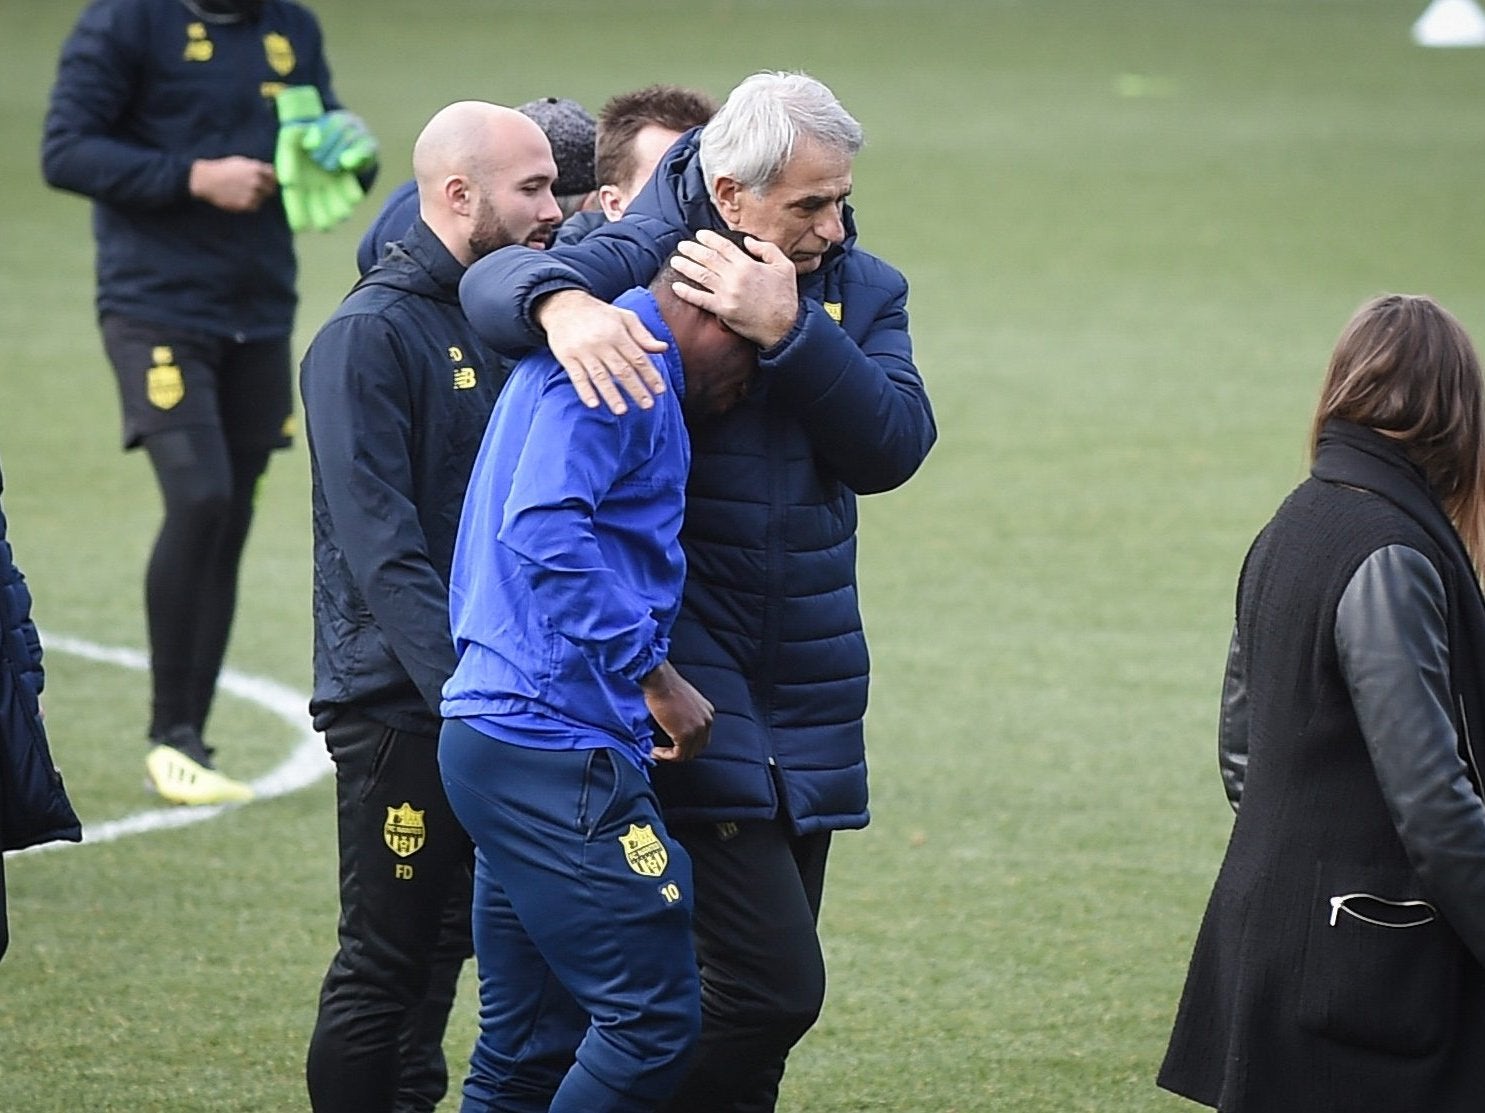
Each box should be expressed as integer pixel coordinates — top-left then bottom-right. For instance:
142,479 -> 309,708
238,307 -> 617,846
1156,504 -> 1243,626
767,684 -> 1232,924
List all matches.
1218,626 -> 1249,812
1335,543 -> 1485,966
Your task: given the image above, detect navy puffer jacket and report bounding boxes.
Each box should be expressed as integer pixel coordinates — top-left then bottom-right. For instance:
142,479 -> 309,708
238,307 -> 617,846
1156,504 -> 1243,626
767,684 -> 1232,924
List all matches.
1,461 -> 82,852
461,130 -> 935,834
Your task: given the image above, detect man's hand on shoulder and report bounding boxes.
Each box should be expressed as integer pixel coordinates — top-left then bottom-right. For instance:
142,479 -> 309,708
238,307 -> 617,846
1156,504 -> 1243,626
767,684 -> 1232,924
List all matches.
536,289 -> 670,415
188,156 -> 277,213
641,660 -> 713,763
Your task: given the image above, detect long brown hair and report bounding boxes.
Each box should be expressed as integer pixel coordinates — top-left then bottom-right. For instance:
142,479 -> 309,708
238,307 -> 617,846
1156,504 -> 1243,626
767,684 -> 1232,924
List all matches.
1311,293 -> 1485,568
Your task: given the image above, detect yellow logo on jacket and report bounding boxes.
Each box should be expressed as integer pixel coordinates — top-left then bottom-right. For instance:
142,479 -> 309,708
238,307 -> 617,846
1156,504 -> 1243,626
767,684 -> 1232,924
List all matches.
449,346 -> 478,390
263,33 -> 295,77
383,803 -> 426,858
619,823 -> 668,877
183,22 -> 213,62
146,346 -> 184,410
823,301 -> 842,323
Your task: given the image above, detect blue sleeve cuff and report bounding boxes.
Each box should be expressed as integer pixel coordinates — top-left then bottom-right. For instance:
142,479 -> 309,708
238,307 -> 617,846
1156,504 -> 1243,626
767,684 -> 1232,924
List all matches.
618,635 -> 669,685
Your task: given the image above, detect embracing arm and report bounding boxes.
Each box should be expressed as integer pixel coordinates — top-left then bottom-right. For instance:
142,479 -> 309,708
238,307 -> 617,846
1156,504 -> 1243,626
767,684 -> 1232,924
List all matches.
300,317 -> 455,713
1337,544 -> 1485,966
459,215 -> 687,411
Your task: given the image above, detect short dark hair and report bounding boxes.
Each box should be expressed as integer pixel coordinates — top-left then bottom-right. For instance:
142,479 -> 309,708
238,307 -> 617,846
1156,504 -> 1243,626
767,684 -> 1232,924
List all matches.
651,228 -> 759,297
596,85 -> 718,190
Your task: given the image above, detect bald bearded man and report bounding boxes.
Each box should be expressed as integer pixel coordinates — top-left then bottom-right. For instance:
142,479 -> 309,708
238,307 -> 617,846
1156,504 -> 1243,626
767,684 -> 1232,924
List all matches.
299,102 -> 562,1113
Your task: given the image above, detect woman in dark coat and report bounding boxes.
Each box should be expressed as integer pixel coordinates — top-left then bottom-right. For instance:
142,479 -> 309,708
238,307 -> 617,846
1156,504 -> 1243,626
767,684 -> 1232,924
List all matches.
1159,294 -> 1485,1112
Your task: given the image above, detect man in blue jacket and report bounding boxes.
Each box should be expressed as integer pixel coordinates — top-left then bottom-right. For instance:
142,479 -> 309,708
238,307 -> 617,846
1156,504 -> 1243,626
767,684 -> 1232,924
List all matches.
459,70 -> 936,1113
41,0 -> 376,803
299,101 -> 561,1113
439,248 -> 760,1113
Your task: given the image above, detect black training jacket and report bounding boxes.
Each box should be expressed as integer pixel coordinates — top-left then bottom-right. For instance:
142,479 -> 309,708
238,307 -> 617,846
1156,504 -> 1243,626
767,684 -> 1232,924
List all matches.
300,220 -> 506,733
41,0 -> 358,340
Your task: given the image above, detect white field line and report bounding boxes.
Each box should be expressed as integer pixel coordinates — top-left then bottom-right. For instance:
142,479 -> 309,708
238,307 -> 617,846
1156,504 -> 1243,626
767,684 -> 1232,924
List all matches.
12,632 -> 329,855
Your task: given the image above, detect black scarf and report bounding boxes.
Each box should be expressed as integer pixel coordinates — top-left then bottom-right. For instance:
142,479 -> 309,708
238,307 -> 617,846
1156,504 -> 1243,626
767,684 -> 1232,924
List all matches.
1313,418 -> 1485,792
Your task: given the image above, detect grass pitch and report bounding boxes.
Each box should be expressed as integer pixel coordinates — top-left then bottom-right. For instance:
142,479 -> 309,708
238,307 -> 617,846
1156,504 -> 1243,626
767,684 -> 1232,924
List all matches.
2,2 -> 1481,1109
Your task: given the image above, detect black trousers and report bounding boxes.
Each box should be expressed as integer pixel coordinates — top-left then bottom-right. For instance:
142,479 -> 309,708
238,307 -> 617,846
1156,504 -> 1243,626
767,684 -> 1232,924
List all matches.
141,428 -> 269,737
101,315 -> 291,740
658,817 -> 832,1113
306,712 -> 474,1113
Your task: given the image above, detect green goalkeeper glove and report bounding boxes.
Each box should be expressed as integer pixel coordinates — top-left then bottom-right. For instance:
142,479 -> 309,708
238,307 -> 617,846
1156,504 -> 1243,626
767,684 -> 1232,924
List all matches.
273,86 -> 366,232
278,150 -> 364,232
304,110 -> 379,174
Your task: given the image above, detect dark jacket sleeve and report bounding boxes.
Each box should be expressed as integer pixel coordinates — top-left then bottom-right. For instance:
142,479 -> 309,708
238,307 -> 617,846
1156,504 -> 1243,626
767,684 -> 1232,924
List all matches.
0,467 -> 82,852
41,3 -> 195,208
764,265 -> 935,494
459,212 -> 685,356
1335,543 -> 1485,967
1218,626 -> 1249,811
300,312 -> 456,713
0,499 -> 42,697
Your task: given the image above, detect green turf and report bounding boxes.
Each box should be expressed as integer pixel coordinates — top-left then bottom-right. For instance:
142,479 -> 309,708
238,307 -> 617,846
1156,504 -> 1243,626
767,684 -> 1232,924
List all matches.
1,1 -> 1478,1109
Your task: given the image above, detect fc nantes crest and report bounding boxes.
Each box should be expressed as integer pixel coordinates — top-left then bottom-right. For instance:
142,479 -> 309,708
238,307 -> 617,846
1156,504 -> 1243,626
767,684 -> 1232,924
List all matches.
383,803 -> 426,858
263,33 -> 295,76
619,823 -> 669,877
147,346 -> 184,410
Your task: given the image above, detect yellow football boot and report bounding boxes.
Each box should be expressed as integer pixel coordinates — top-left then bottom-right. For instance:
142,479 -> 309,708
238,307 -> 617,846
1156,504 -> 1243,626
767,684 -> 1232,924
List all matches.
145,730 -> 254,806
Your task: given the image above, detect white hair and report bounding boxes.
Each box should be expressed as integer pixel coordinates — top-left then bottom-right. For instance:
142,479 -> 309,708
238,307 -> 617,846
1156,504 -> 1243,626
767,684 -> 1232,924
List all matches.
698,71 -> 863,200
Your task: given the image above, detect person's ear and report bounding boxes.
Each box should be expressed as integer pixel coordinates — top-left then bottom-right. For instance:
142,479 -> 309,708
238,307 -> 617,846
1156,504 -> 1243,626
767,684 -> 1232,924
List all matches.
598,184 -> 626,221
444,174 -> 473,217
712,176 -> 744,224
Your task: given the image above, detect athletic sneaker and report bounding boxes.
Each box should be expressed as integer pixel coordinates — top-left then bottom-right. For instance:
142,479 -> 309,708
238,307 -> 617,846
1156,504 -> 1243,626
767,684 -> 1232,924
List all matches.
145,725 -> 254,806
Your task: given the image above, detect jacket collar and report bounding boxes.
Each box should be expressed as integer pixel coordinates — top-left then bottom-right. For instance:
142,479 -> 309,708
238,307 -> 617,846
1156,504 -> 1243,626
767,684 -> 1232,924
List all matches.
402,219 -> 466,301
353,218 -> 464,305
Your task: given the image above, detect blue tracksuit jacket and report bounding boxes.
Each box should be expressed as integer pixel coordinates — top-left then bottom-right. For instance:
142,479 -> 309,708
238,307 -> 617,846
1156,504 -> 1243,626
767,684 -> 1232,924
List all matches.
42,0 -> 365,340
459,127 -> 936,833
441,289 -> 688,771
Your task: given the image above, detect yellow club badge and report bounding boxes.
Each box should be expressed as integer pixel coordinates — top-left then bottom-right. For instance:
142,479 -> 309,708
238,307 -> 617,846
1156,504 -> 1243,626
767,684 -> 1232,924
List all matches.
619,823 -> 668,877
383,803 -> 426,858
263,32 -> 295,77
146,347 -> 184,410
183,22 -> 213,62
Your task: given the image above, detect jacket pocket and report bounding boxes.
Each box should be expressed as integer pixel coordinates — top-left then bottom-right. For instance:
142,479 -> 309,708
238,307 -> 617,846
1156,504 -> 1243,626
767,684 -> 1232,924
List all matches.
1296,864 -> 1461,1057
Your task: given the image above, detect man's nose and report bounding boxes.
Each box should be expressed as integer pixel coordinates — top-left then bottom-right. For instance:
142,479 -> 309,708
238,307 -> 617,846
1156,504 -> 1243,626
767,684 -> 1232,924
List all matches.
816,205 -> 845,245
